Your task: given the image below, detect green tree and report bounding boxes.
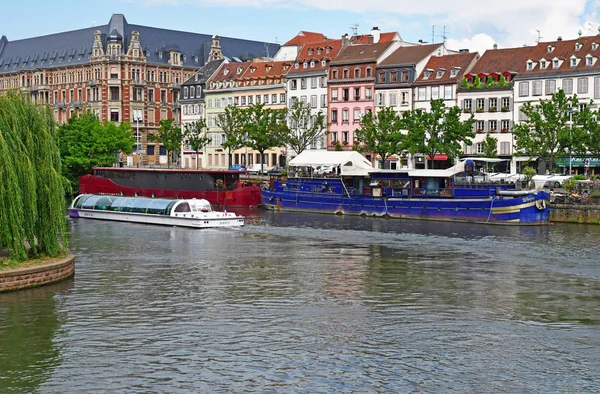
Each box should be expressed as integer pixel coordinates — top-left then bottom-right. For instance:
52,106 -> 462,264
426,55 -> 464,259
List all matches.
284,101 -> 326,156
183,119 -> 212,169
512,89 -> 581,172
58,111 -> 134,191
480,133 -> 498,158
216,105 -> 244,168
0,91 -> 67,261
577,104 -> 600,159
402,99 -> 476,169
353,107 -> 407,168
237,104 -> 288,174
148,118 -> 183,168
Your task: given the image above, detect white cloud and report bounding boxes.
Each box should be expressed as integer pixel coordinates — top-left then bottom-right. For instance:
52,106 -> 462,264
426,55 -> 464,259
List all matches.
446,34 -> 496,56
134,0 -> 598,53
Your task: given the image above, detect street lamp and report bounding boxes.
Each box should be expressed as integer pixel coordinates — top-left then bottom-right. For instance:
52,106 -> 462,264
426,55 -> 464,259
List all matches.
568,106 -> 577,175
133,109 -> 143,167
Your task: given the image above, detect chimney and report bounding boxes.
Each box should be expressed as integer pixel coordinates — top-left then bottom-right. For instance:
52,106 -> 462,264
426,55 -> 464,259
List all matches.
459,49 -> 469,53
493,43 -> 498,50
371,26 -> 380,44
342,34 -> 349,48
557,36 -> 563,41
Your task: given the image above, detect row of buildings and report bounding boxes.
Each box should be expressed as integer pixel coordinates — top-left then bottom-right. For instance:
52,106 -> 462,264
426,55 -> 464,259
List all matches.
1,15 -> 600,172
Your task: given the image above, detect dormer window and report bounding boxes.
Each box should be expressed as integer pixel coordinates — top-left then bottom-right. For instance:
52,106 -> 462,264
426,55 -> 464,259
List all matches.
526,61 -> 534,70
317,48 -> 322,55
540,60 -> 547,69
575,42 -> 583,51
310,60 -> 315,68
593,43 -> 599,51
553,59 -> 560,68
547,45 -> 554,53
423,71 -> 431,80
250,67 -> 255,73
158,52 -> 163,59
308,49 -> 313,55
295,62 -> 299,69
321,60 -> 326,66
303,61 -> 308,68
326,46 -> 331,54
436,69 -> 445,79
450,68 -> 460,77
571,57 -> 578,67
237,67 -> 243,74
586,56 -> 594,66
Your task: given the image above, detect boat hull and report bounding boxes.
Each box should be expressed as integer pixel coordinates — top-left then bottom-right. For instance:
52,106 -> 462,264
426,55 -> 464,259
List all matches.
261,188 -> 550,225
68,208 -> 244,228
79,173 -> 261,208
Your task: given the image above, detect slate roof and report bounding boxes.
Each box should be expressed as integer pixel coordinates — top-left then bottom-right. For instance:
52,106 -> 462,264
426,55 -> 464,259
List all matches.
181,59 -> 225,87
413,52 -> 479,86
330,41 -> 395,66
0,14 -> 279,75
378,43 -> 443,67
286,38 -> 344,76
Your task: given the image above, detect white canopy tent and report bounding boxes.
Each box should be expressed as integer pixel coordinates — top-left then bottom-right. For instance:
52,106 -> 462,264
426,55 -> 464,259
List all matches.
289,151 -> 374,176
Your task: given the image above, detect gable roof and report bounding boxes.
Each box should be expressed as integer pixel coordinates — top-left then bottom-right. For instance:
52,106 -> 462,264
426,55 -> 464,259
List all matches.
208,61 -> 251,84
413,52 -> 479,85
182,59 -> 225,86
283,31 -> 327,46
351,32 -> 400,44
330,41 -> 395,66
466,46 -> 533,75
0,14 -> 279,75
286,38 -> 344,75
378,43 -> 443,67
238,60 -> 292,80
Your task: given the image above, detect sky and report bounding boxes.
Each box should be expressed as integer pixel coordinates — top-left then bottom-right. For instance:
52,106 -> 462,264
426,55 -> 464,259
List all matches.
2,0 -> 599,55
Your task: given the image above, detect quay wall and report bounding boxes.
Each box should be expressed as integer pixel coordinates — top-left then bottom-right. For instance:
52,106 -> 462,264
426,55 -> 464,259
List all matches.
0,253 -> 75,293
550,204 -> 600,224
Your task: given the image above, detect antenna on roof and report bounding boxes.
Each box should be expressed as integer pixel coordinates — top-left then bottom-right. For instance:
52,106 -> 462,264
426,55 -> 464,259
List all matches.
432,25 -> 435,43
431,25 -> 448,46
265,42 -> 270,59
536,30 -> 542,44
350,24 -> 359,36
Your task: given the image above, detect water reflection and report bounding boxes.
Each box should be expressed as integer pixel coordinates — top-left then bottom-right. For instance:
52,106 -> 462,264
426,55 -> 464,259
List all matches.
0,211 -> 599,392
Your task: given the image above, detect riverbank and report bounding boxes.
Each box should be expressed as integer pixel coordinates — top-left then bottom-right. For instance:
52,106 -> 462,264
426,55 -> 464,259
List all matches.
0,253 -> 75,292
550,203 -> 600,224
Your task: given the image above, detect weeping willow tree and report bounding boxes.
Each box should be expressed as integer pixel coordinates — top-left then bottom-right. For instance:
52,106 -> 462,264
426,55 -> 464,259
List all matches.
0,91 -> 67,261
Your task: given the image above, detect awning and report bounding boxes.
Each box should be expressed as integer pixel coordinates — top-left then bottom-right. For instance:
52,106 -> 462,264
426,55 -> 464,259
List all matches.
556,157 -> 600,167
426,154 -> 448,161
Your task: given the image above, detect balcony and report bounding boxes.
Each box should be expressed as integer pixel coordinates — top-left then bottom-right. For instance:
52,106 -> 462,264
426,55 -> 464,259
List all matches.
172,101 -> 181,109
342,96 -> 349,102
54,102 -> 66,109
88,79 -> 98,87
71,101 -> 82,108
108,78 -> 120,86
354,96 -> 360,101
132,79 -> 146,87
30,84 -> 50,92
169,82 -> 180,90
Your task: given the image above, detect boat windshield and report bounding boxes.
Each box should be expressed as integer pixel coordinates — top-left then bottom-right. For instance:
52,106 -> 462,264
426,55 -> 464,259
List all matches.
74,194 -> 177,215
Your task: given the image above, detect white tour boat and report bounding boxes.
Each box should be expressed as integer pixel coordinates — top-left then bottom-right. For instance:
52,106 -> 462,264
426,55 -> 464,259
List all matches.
68,194 -> 244,228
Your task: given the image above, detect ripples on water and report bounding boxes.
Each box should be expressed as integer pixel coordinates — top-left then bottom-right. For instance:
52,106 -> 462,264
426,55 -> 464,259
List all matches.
1,211 -> 599,393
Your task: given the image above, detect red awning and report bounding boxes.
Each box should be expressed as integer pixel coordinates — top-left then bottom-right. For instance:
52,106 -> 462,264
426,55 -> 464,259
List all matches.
426,154 -> 448,161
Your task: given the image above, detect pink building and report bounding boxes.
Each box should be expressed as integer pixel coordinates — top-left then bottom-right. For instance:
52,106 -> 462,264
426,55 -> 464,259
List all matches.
327,37 -> 400,151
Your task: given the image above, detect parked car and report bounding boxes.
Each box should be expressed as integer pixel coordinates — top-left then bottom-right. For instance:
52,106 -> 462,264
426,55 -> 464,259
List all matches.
314,165 -> 334,175
229,164 -> 246,171
247,164 -> 271,175
267,166 -> 285,176
533,174 -> 572,189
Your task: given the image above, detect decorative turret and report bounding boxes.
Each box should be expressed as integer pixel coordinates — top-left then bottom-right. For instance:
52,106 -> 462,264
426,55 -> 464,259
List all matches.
91,30 -> 105,59
107,28 -> 123,57
127,30 -> 145,60
209,35 -> 223,61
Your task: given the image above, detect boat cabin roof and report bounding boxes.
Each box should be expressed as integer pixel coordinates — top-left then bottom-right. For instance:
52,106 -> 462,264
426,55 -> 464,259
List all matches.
72,194 -> 213,213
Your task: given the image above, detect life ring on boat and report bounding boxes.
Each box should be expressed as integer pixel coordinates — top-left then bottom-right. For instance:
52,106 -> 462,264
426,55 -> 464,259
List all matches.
135,191 -> 139,197
535,200 -> 546,210
151,193 -> 156,198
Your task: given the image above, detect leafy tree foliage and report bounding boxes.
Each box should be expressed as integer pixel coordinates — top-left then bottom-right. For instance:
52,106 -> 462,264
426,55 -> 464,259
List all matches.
284,101 -> 326,155
0,92 -> 67,261
237,104 -> 288,173
353,107 -> 407,168
512,89 -> 582,172
183,119 -> 212,169
216,105 -> 245,168
402,99 -> 475,169
148,118 -> 183,168
480,133 -> 498,158
58,111 -> 134,191
577,105 -> 600,159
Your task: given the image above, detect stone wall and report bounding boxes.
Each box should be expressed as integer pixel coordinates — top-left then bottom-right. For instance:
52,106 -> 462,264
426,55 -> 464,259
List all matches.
0,253 -> 75,292
550,204 -> 600,224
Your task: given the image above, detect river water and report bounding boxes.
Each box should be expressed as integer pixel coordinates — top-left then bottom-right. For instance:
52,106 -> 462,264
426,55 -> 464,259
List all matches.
1,210 -> 600,393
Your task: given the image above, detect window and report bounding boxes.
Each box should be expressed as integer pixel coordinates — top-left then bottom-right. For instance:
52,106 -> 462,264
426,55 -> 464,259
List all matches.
401,70 -> 409,82
545,80 -> 556,95
450,68 -> 459,78
342,109 -> 349,123
342,88 -> 349,101
476,143 -> 484,154
291,80 -> 297,90
241,96 -> 246,105
476,98 -> 484,111
110,87 -> 119,101
248,95 -> 253,105
354,88 -> 360,101
311,77 -> 317,88
532,80 -> 543,96
464,99 -> 472,111
586,56 -> 593,66
343,131 -> 349,143
526,61 -> 533,70
353,109 -> 361,121
553,59 -> 560,68
310,95 -> 317,108
500,142 -> 510,155
376,93 -> 385,106
401,92 -> 408,104
423,71 -> 431,80
431,86 -> 439,100
519,82 -> 529,97
389,93 -> 397,106
378,72 -> 385,84
501,97 -> 510,110
280,93 -> 285,103
563,79 -> 573,94
160,90 -> 166,103
444,86 -> 453,100
390,71 -> 397,83
301,79 -> 307,89
489,120 -> 497,132
436,70 -> 445,79
418,87 -> 426,101
476,120 -> 485,132
365,88 -> 372,100
272,94 -> 277,104
578,78 -> 588,93
571,57 -> 578,67
354,68 -> 360,78
321,94 -> 326,108
264,94 -> 269,104
190,86 -> 195,98
110,110 -> 119,122
595,77 -> 600,99
489,98 -> 497,110
148,89 -> 154,102
366,68 -> 372,77
183,87 -> 188,99
256,95 -> 261,104
540,60 -> 547,69
501,120 -> 510,132
331,109 -> 338,123
332,70 -> 338,79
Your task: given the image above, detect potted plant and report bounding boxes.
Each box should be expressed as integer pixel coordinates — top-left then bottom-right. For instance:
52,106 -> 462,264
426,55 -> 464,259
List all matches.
476,108 -> 484,113
501,106 -> 510,112
342,141 -> 349,145
477,128 -> 483,133
463,108 -> 472,113
501,127 -> 508,133
489,106 -> 497,112
490,129 -> 497,133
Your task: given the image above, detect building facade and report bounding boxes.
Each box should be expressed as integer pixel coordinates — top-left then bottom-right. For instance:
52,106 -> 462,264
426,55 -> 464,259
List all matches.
0,14 -> 278,166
